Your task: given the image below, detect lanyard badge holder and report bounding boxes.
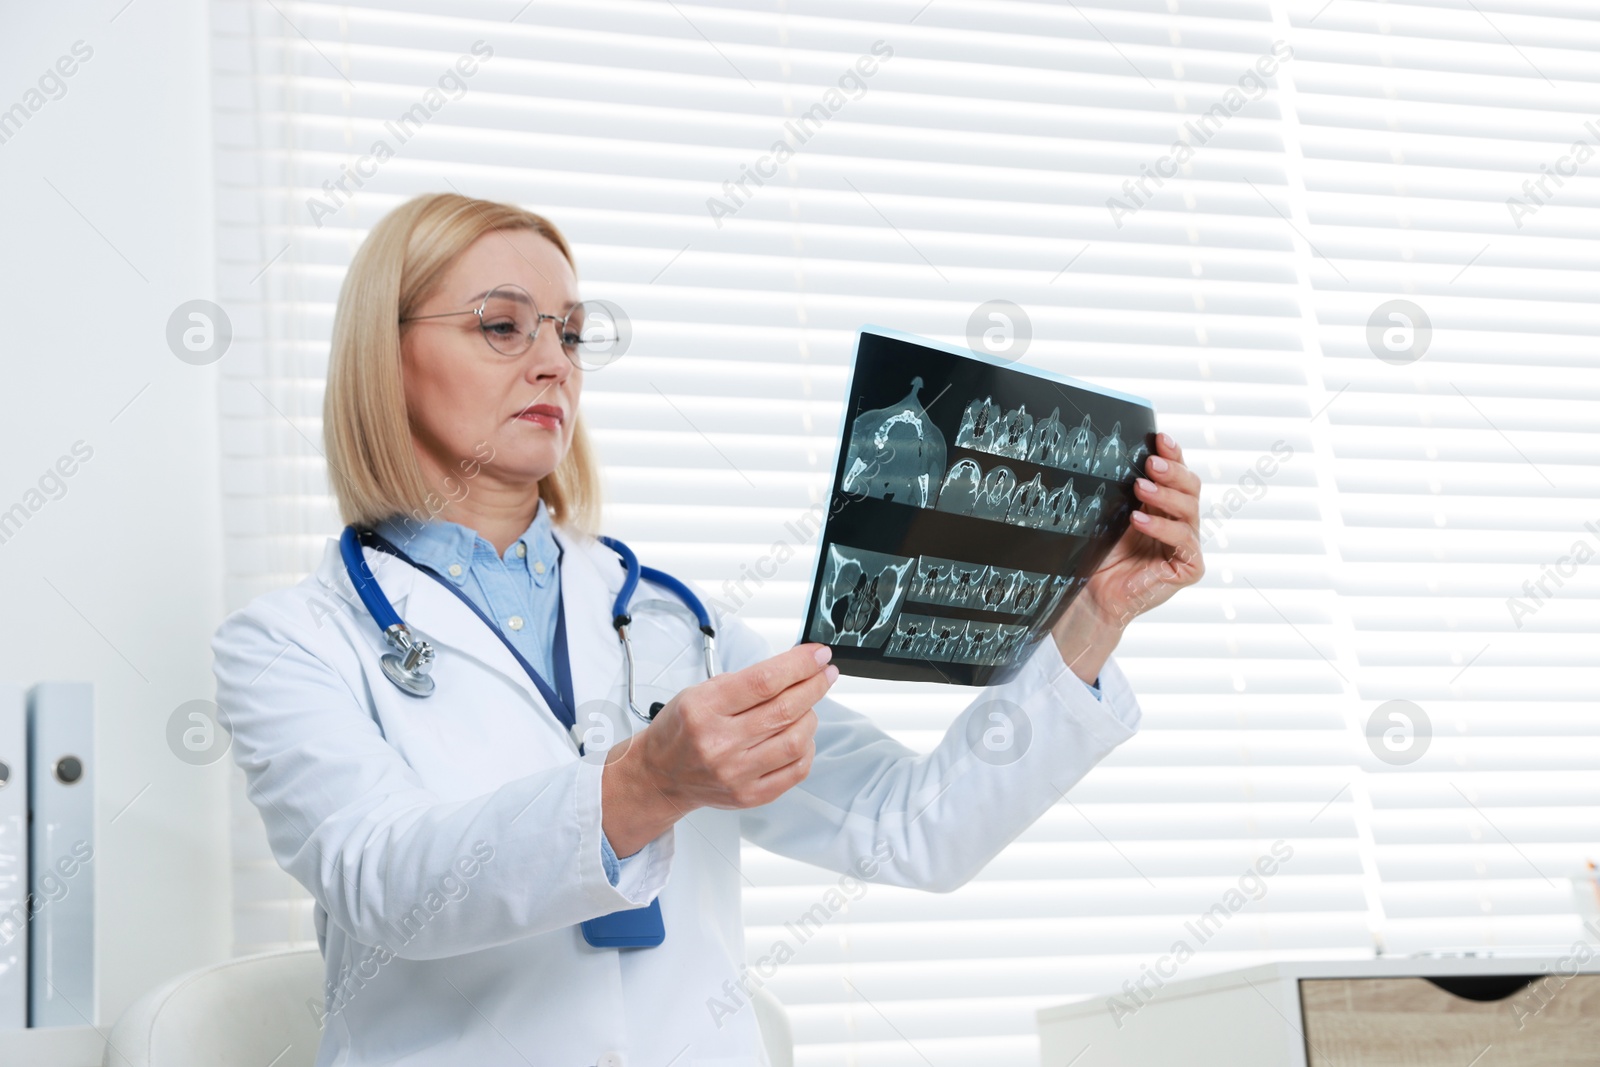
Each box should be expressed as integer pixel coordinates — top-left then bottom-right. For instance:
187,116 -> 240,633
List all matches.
349,528 -> 665,950
581,899 -> 666,948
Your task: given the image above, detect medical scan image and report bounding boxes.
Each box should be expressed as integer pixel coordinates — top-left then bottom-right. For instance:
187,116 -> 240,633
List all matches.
954,398 -> 1132,490
933,458 -> 982,516
907,555 -> 1059,616
848,382 -> 1137,549
973,464 -> 1017,522
806,543 -> 915,649
954,395 -> 1003,452
1090,420 -> 1127,480
994,404 -> 1034,460
840,375 -> 948,508
935,458 -> 1111,537
1042,480 -> 1078,533
1028,407 -> 1067,467
1127,436 -> 1150,479
1062,414 -> 1097,473
803,327 -> 1156,685
958,398 -> 1040,461
1071,483 -> 1108,537
885,613 -> 1033,666
1007,473 -> 1049,526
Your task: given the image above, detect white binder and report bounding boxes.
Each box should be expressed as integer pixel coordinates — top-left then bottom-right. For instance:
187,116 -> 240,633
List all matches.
0,684 -> 25,1030
26,683 -> 95,1029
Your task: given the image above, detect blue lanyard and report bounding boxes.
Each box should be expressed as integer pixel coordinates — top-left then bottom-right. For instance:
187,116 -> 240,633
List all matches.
357,529 -> 582,748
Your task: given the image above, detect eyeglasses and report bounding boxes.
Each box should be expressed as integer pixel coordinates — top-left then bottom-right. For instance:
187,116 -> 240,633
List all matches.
400,284 -> 629,370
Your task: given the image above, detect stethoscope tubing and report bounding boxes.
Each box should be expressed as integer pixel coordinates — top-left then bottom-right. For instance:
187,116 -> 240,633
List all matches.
341,525 -> 716,721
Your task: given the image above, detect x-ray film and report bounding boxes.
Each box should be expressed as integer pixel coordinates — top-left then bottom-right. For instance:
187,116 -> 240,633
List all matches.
800,325 -> 1158,686
807,545 -> 914,649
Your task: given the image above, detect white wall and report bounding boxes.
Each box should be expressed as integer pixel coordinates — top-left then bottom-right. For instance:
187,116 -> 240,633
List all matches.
0,0 -> 230,1026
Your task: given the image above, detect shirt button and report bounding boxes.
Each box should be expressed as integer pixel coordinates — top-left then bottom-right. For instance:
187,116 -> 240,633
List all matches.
597,1054 -> 625,1067
534,561 -> 547,575
516,542 -> 526,558
447,564 -> 462,578
508,615 -> 524,631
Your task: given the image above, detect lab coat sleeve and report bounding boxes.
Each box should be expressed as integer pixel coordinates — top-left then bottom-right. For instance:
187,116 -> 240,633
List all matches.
727,612 -> 1140,893
212,596 -> 673,961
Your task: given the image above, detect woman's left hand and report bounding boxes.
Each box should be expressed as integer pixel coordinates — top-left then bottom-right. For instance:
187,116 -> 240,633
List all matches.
1051,432 -> 1204,683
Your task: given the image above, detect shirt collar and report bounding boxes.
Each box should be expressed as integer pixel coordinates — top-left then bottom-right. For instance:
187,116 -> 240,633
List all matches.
373,499 -> 560,582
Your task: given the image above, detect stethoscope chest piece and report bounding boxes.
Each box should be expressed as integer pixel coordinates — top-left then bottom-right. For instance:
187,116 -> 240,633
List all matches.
381,655 -> 435,697
380,624 -> 437,698
340,527 -> 439,698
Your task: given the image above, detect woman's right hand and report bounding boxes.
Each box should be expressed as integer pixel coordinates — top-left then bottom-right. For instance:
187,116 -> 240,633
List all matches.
600,643 -> 838,858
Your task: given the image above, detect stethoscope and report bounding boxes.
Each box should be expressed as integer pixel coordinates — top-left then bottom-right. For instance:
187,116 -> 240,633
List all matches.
339,526 -> 716,723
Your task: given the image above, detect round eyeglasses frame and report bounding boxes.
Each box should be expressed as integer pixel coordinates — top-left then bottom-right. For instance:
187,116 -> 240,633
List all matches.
399,284 -> 627,370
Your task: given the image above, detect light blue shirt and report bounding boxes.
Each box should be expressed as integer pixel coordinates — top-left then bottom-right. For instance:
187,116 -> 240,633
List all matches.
374,500 -> 632,886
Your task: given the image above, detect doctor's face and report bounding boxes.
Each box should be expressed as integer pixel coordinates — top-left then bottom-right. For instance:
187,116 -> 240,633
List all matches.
399,228 -> 582,495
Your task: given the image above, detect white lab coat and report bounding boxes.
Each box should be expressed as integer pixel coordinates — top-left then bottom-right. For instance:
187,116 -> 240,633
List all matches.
211,526 -> 1142,1066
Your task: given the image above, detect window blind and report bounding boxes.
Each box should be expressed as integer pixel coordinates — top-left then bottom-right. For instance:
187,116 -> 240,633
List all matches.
1284,1 -> 1600,959
209,1 -> 1599,1062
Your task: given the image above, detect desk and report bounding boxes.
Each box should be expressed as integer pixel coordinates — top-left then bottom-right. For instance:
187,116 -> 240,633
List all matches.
1037,956 -> 1600,1066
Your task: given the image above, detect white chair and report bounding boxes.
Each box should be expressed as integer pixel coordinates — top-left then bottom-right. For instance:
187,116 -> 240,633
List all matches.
103,947 -> 794,1067
752,983 -> 795,1067
101,949 -> 324,1067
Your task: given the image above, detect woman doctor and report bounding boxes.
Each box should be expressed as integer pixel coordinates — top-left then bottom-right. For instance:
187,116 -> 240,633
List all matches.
211,193 -> 1204,1067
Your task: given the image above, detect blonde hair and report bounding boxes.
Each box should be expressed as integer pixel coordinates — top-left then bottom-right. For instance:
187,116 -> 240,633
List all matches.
323,193 -> 600,536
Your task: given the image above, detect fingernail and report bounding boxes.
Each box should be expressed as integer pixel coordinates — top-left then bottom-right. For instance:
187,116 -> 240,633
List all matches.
1136,477 -> 1156,492
1131,510 -> 1151,524
814,645 -> 833,665
824,664 -> 839,683
1160,432 -> 1174,447
1149,455 -> 1169,472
